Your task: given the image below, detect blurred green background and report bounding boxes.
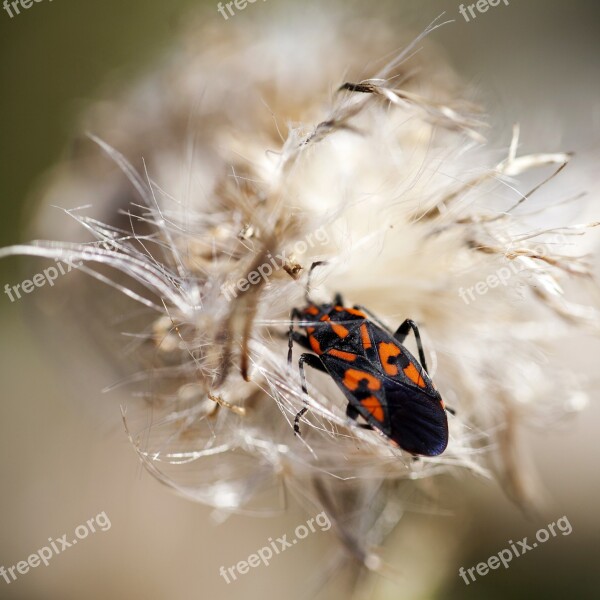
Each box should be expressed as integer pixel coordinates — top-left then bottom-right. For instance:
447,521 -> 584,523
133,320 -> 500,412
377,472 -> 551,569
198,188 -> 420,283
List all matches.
0,1 -> 599,599
0,0 -> 203,281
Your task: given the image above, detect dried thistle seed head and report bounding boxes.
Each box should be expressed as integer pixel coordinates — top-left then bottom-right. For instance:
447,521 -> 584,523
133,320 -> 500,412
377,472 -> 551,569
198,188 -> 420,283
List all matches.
2,6 -> 598,588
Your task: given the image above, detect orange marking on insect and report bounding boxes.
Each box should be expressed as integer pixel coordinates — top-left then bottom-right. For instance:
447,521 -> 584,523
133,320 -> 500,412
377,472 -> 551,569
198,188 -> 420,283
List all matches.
331,323 -> 349,338
378,342 -> 402,376
343,369 -> 381,392
334,306 -> 367,318
360,396 -> 385,423
305,305 -> 319,316
327,349 -> 357,361
403,362 -> 426,388
309,335 -> 322,354
317,313 -> 349,337
307,326 -> 315,334
360,323 -> 372,349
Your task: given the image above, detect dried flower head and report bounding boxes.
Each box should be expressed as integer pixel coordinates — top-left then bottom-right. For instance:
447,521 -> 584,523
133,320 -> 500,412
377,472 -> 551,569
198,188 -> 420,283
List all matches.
2,7 -> 597,588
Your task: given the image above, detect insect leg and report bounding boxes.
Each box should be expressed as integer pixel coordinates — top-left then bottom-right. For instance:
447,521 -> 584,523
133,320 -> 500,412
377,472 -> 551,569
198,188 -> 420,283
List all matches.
346,403 -> 359,420
394,320 -> 456,413
287,308 -> 303,364
294,353 -> 327,436
290,331 -> 311,352
346,403 -> 374,430
394,319 -> 429,373
334,293 -> 344,306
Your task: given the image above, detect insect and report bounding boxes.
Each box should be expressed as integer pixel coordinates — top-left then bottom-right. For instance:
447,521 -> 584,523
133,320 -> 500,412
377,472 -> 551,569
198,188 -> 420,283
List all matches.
287,262 -> 450,456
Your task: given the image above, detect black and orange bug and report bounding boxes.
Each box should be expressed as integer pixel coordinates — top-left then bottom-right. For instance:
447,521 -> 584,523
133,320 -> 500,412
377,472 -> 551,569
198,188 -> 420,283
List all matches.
287,262 -> 450,456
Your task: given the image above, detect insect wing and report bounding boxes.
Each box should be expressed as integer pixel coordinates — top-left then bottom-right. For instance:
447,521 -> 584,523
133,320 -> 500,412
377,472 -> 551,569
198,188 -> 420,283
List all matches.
367,323 -> 435,394
318,321 -> 448,456
319,353 -> 391,432
383,381 -> 449,456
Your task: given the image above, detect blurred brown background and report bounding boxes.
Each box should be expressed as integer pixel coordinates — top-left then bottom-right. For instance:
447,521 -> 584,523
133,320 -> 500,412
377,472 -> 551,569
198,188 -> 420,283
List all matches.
0,1 -> 599,598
